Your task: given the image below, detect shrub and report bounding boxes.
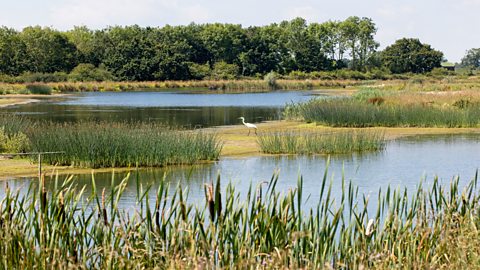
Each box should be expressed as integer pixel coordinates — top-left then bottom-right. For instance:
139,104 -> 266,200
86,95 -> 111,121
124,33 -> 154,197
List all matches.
25,83 -> 52,95
264,71 -> 278,89
0,127 -> 30,153
188,63 -> 211,80
69,63 -> 114,82
210,61 -> 239,80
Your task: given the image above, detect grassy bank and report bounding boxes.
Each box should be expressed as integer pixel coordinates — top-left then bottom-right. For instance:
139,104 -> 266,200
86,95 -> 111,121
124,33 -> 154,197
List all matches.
258,130 -> 385,154
1,171 -> 479,268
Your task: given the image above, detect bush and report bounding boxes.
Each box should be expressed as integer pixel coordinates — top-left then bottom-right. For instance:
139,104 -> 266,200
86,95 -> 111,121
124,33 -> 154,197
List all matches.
264,71 -> 278,89
210,61 -> 239,80
69,63 -> 114,82
25,84 -> 52,95
188,63 -> 211,80
18,72 -> 68,83
0,127 -> 30,153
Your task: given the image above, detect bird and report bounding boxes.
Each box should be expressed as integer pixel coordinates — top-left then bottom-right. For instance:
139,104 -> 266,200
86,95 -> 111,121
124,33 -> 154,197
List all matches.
238,117 -> 257,136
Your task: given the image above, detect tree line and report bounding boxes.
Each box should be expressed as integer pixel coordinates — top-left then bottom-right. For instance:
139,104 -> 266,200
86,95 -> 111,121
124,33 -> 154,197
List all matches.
0,17 -> 460,82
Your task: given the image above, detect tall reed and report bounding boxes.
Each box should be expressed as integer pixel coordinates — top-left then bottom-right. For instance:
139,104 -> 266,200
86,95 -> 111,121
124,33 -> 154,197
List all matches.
27,122 -> 222,168
285,98 -> 480,127
0,170 -> 479,268
258,130 -> 385,154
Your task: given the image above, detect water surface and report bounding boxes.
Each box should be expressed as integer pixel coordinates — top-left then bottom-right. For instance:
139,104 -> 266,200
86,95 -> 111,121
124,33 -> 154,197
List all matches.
4,134 -> 480,210
0,90 -> 315,127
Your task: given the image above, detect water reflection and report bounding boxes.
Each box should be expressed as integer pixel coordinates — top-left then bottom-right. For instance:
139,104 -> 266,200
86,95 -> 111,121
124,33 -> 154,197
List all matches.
0,90 -> 315,127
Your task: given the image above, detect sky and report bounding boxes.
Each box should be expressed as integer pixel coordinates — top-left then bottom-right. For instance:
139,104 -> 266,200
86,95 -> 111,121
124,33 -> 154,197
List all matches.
0,0 -> 479,62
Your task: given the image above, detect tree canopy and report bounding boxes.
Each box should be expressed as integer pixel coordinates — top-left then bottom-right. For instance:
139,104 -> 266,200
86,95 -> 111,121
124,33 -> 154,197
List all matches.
460,48 -> 480,69
381,38 -> 443,74
0,18 -> 449,81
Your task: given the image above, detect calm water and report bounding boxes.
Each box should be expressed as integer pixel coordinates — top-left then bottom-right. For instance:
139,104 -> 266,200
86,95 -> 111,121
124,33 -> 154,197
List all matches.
0,90 -> 315,127
4,134 -> 480,209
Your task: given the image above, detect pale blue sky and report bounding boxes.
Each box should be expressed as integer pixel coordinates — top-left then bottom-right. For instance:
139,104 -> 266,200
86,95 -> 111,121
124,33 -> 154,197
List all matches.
1,0 -> 479,62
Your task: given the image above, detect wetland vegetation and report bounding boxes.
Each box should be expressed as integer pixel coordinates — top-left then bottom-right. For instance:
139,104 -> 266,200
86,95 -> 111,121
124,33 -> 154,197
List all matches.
1,171 -> 479,268
285,86 -> 480,127
0,115 -> 221,168
1,15 -> 480,270
258,130 -> 385,154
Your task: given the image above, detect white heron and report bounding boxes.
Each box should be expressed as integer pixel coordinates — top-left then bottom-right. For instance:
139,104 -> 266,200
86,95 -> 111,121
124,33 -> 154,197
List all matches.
238,117 -> 257,136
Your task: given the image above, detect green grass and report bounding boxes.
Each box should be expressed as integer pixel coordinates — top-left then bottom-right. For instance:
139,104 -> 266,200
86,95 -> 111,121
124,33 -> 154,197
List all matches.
258,130 -> 385,154
0,170 -> 479,268
285,98 -> 480,127
27,122 -> 222,168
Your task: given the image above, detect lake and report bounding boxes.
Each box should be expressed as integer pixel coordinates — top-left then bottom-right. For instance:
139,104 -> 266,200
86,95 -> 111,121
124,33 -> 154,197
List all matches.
1,91 -> 479,210
0,90 -> 315,127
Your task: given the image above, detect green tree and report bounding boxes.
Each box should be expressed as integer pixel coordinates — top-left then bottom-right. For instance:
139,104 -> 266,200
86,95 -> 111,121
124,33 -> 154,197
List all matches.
66,26 -> 103,66
0,27 -> 27,75
381,38 -> 443,73
101,25 -> 158,81
19,26 -> 78,73
460,48 -> 480,69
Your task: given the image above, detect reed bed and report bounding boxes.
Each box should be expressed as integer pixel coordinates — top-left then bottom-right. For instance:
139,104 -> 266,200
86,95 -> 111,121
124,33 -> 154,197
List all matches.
1,171 -> 479,269
0,79 -> 363,95
286,98 -> 480,127
27,122 -> 222,168
258,130 -> 385,154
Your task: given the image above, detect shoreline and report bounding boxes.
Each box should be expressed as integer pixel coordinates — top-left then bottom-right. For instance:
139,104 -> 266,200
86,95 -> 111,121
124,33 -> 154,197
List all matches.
2,120 -> 479,179
0,93 -> 71,107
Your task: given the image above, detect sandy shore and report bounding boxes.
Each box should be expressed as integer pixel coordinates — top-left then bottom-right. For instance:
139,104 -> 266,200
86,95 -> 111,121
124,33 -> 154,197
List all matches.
0,93 -> 70,108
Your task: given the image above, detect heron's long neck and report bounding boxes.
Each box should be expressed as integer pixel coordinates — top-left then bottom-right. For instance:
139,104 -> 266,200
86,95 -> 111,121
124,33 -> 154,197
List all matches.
242,119 -> 246,125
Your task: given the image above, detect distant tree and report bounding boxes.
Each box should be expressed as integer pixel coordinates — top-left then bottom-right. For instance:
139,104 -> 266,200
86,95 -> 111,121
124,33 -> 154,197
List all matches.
381,38 -> 443,73
66,26 -> 103,66
0,27 -> 27,75
19,26 -> 78,73
460,48 -> 480,69
100,25 -> 158,81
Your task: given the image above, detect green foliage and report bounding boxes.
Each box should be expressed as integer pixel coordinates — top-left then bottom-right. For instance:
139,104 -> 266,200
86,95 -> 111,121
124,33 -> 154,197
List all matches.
188,62 -> 211,80
27,122 -> 221,168
264,71 -> 278,89
1,169 -> 479,268
68,63 -> 114,82
286,98 -> 480,127
381,38 -> 443,73
258,130 -> 385,154
210,61 -> 239,80
0,17 -> 388,81
25,83 -> 52,95
0,127 -> 30,153
460,48 -> 480,69
17,72 -> 68,83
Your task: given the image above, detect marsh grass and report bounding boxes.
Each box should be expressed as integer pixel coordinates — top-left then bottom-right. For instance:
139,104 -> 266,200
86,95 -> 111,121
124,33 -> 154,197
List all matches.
27,122 -> 222,168
258,130 -> 385,154
0,79 -> 362,95
286,98 -> 480,127
1,170 -> 479,269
